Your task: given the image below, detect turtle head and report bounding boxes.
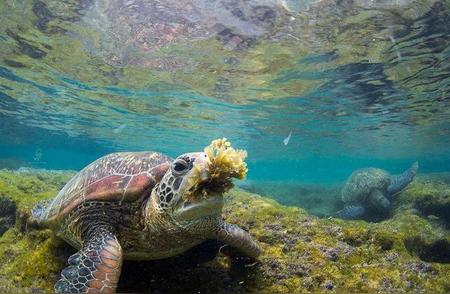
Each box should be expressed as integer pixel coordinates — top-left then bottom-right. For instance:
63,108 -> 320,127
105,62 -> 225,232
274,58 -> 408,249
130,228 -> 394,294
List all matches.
154,152 -> 227,223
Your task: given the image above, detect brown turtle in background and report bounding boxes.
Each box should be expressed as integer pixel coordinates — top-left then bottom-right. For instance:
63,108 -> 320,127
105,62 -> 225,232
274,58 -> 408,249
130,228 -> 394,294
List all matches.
31,140 -> 260,293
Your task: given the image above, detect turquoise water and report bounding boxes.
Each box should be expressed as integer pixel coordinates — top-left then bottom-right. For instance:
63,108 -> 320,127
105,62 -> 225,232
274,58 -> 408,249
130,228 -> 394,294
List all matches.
0,0 -> 449,210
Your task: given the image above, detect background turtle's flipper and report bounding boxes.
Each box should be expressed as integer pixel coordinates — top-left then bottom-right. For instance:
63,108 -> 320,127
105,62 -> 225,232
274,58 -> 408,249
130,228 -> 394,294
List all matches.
333,205 -> 365,219
387,161 -> 419,196
214,221 -> 261,259
55,227 -> 122,294
368,189 -> 390,209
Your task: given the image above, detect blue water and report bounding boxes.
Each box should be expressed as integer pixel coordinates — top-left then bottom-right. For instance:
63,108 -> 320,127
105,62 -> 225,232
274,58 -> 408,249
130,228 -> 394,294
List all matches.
0,0 -> 449,209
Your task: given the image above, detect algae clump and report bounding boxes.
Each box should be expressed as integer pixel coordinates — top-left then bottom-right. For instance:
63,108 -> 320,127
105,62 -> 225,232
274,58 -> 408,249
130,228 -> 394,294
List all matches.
183,138 -> 248,201
204,138 -> 248,181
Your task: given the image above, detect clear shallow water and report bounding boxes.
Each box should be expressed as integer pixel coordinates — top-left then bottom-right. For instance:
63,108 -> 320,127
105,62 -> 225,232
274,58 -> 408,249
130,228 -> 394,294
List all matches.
0,0 -> 449,201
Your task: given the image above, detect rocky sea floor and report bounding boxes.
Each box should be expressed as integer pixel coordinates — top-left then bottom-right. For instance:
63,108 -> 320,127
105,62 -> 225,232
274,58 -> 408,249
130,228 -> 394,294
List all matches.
0,169 -> 449,293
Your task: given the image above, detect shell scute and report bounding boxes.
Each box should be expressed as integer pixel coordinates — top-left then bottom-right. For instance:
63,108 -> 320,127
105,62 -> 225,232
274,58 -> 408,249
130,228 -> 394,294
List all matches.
44,152 -> 172,222
342,168 -> 390,204
84,174 -> 133,201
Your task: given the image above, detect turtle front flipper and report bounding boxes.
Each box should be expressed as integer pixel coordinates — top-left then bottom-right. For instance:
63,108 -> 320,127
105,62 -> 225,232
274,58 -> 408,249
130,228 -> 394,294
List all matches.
55,226 -> 122,294
387,161 -> 419,196
334,205 -> 366,219
214,221 -> 261,259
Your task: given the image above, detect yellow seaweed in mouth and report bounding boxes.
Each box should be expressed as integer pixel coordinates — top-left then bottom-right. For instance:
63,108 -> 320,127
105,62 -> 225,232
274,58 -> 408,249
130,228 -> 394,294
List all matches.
183,138 -> 248,201
204,138 -> 248,181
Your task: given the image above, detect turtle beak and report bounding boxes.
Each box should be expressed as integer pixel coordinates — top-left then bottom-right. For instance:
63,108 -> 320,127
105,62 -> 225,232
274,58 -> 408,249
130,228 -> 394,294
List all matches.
192,152 -> 212,182
172,153 -> 224,221
190,151 -> 234,198
199,167 -> 210,182
179,152 -> 212,198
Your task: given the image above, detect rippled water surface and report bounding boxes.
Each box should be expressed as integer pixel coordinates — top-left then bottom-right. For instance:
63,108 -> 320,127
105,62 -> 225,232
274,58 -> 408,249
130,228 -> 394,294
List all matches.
0,0 -> 449,188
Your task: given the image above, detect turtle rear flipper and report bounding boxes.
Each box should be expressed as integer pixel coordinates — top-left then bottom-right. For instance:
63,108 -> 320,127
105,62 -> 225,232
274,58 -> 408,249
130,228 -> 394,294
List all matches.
55,226 -> 122,294
334,205 -> 366,219
387,161 -> 419,196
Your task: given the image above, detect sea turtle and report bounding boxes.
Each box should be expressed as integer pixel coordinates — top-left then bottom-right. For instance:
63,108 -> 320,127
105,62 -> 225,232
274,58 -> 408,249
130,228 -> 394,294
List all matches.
31,145 -> 261,293
335,162 -> 419,220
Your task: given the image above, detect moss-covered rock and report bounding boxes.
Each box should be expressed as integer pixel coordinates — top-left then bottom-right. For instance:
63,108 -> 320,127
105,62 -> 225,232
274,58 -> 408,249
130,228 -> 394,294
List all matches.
0,196 -> 16,236
0,169 -> 449,293
395,173 -> 450,227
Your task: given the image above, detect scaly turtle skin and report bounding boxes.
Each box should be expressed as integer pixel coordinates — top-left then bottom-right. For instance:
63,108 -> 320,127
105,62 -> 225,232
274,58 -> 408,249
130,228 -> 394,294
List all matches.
336,162 -> 419,220
32,151 -> 261,293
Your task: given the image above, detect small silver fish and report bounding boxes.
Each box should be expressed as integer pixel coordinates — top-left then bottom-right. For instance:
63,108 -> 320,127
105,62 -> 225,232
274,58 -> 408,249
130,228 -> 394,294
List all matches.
113,124 -> 127,134
33,148 -> 43,161
283,131 -> 292,146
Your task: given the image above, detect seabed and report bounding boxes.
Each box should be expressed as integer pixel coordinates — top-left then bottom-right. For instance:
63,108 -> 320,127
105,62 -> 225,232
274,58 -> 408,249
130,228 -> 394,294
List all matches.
0,169 -> 448,293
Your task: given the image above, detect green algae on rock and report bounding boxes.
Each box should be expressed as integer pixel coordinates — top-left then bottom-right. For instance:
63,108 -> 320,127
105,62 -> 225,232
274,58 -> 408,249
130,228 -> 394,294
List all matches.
392,174 -> 450,263
0,169 -> 449,293
395,173 -> 450,227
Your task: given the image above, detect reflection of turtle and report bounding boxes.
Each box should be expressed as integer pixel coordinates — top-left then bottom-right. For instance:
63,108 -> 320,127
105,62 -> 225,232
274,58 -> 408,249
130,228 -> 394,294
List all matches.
32,151 -> 260,293
336,162 -> 419,220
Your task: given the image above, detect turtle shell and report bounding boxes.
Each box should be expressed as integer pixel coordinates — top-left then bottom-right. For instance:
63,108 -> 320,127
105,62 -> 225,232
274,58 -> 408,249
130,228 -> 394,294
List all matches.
341,168 -> 391,204
43,152 -> 172,222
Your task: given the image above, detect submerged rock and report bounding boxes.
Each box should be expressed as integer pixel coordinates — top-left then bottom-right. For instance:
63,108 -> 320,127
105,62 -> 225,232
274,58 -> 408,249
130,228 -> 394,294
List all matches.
0,169 -> 449,293
404,236 -> 450,264
0,196 -> 16,236
395,174 -> 450,228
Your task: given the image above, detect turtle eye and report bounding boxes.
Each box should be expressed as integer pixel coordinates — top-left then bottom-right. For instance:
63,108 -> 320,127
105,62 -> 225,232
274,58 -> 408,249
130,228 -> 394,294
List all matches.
172,159 -> 189,175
